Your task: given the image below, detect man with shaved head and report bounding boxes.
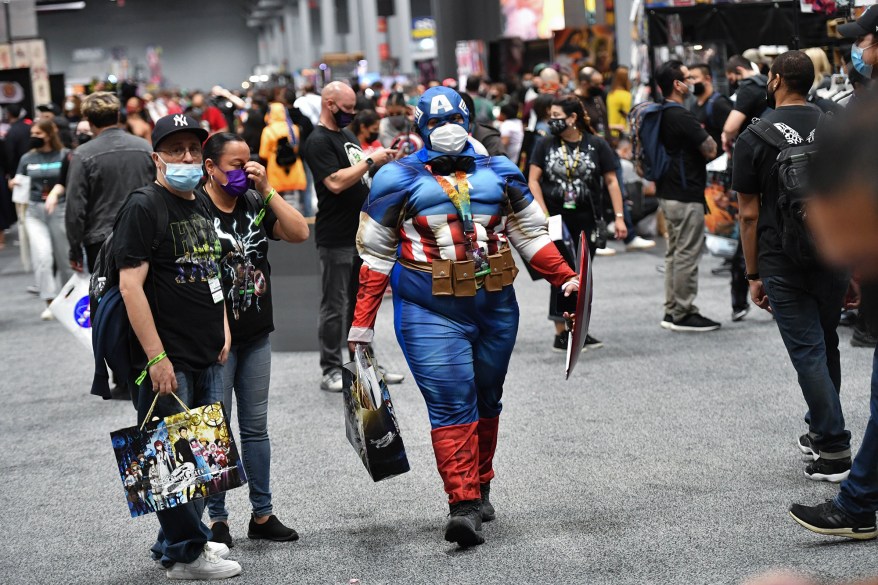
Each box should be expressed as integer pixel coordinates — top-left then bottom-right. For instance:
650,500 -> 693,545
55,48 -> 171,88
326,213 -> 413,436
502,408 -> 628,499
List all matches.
576,66 -> 609,138
302,81 -> 398,392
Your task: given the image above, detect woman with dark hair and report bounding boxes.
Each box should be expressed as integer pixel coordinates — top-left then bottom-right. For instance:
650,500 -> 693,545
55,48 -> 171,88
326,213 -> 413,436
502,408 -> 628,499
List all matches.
527,95 -> 627,352
350,109 -> 382,153
532,93 -> 555,137
197,132 -> 310,546
10,118 -> 71,319
378,91 -> 410,148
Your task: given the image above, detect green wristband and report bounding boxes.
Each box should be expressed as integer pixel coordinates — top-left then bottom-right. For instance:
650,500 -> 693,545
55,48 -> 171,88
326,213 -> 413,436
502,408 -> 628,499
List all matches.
254,189 -> 276,227
135,351 -> 168,386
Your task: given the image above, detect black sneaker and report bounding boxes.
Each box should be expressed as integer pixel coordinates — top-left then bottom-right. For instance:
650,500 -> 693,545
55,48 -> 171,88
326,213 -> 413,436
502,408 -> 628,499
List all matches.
852,326 -> 878,348
789,499 -> 878,540
209,521 -> 233,547
797,434 -> 817,460
805,457 -> 851,483
248,514 -> 299,542
660,314 -> 673,330
553,333 -> 586,354
670,313 -> 721,332
732,306 -> 750,322
480,482 -> 495,522
839,309 -> 858,328
584,334 -> 603,350
445,500 -> 485,547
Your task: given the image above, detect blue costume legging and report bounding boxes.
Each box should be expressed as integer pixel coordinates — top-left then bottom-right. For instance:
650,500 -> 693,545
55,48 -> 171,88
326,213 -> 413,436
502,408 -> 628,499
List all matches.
391,264 -> 520,429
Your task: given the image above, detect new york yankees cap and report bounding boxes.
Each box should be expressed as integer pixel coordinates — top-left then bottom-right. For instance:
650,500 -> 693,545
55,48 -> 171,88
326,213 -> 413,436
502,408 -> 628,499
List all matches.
151,113 -> 208,150
838,5 -> 878,39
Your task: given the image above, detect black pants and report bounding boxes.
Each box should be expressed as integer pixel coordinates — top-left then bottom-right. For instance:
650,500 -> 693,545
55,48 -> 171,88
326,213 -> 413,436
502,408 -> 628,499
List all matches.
85,242 -> 103,273
731,239 -> 749,312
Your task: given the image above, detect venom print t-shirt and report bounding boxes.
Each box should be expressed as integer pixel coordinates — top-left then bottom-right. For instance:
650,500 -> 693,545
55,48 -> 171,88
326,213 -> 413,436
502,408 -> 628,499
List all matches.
530,133 -> 616,216
113,183 -> 225,371
199,188 -> 279,345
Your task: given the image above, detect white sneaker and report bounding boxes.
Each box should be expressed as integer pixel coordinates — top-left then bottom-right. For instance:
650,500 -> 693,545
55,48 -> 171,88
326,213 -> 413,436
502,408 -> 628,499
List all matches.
595,247 -> 616,257
319,370 -> 344,392
156,542 -> 230,568
626,236 -> 657,251
376,364 -> 405,385
166,545 -> 241,580
40,307 -> 54,321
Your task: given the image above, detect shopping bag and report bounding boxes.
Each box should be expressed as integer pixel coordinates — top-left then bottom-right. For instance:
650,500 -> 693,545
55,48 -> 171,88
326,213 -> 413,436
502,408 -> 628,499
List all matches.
109,393 -> 246,518
342,346 -> 410,482
49,273 -> 93,350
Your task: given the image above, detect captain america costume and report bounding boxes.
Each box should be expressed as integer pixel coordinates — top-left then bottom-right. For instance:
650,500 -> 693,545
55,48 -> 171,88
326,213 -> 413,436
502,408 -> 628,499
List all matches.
348,87 -> 577,546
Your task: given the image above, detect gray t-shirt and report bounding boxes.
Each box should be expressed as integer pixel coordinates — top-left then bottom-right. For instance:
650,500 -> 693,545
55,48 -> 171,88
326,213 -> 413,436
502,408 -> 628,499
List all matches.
17,149 -> 68,203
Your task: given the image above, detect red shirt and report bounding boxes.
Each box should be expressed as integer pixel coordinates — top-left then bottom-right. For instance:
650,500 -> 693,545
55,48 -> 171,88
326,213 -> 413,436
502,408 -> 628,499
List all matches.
202,106 -> 228,134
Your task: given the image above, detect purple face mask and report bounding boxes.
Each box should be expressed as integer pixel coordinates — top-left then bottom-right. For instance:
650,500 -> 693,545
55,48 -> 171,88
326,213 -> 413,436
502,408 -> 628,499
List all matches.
218,168 -> 249,197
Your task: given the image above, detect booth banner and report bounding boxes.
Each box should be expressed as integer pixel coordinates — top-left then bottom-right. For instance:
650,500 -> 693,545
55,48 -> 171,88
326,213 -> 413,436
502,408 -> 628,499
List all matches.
553,27 -> 616,74
110,397 -> 246,518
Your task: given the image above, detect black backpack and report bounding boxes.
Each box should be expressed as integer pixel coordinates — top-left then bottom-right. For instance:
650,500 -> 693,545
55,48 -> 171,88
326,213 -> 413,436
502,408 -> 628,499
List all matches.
747,116 -> 825,268
89,188 -> 168,402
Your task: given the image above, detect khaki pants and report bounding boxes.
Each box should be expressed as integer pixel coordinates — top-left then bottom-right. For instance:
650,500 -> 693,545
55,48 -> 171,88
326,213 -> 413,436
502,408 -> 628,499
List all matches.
659,199 -> 705,321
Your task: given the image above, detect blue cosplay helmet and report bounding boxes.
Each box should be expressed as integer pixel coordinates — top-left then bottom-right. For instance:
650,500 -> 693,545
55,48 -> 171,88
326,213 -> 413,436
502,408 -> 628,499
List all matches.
414,86 -> 471,150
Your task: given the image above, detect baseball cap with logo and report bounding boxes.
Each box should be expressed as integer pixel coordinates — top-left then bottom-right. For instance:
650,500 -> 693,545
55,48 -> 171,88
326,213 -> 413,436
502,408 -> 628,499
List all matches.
151,113 -> 208,150
838,5 -> 878,39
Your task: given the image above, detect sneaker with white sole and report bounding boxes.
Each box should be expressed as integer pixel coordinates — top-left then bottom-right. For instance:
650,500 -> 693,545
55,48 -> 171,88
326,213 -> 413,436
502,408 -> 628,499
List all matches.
805,457 -> 851,483
660,314 -> 674,330
155,542 -> 230,568
797,434 -> 818,460
595,247 -> 616,257
670,313 -> 721,332
789,499 -> 877,540
626,236 -> 656,251
319,370 -> 343,393
375,364 -> 405,385
166,545 -> 241,580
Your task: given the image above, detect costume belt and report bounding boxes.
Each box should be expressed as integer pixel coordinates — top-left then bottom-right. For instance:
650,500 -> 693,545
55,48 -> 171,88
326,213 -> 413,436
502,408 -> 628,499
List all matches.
397,246 -> 519,297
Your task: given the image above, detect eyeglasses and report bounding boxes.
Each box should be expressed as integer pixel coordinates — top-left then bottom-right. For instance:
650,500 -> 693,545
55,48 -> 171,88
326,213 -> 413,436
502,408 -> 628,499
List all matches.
158,146 -> 203,159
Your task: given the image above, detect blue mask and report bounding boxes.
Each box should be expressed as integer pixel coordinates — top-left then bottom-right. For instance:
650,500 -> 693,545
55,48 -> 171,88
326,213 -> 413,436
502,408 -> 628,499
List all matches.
159,155 -> 203,191
851,41 -> 875,78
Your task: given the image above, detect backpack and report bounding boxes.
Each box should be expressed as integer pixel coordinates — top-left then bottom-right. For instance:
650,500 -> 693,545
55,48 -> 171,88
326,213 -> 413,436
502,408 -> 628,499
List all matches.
704,92 -> 722,129
89,188 -> 168,402
747,116 -> 824,268
275,110 -> 299,167
628,101 -> 684,182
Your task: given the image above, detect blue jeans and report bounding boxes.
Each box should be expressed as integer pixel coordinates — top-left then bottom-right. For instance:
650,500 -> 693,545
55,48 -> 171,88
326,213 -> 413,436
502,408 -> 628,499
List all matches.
136,366 -> 224,566
836,347 -> 878,516
763,273 -> 851,457
206,334 -> 273,521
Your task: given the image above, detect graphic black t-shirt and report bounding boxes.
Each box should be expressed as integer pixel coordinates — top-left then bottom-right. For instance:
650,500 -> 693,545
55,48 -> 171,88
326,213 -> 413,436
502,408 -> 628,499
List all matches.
656,103 -> 710,203
531,133 -> 615,216
17,149 -> 69,203
113,183 -> 224,371
302,125 -> 369,248
198,188 -> 279,345
690,93 -> 732,155
731,106 -> 822,277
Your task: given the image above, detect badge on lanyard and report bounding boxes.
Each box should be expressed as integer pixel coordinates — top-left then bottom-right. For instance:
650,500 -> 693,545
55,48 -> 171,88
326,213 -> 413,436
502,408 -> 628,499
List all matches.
208,277 -> 224,304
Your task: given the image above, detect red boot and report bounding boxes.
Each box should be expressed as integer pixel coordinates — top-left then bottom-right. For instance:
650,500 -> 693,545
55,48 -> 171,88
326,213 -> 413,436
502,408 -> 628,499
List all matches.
477,416 -> 499,521
431,422 -> 484,547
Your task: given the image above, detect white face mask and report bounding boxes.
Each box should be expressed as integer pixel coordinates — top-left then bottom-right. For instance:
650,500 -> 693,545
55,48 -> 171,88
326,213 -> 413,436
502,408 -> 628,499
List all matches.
429,123 -> 469,154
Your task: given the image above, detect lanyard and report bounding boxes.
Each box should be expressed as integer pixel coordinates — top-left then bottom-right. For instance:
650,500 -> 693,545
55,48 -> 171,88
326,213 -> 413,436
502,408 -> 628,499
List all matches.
432,170 -> 490,276
559,140 -> 581,183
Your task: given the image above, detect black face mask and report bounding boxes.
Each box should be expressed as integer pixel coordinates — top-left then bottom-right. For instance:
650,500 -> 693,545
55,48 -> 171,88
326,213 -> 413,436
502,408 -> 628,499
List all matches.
366,131 -> 379,143
693,82 -> 706,97
588,86 -> 603,98
729,79 -> 740,93
548,118 -> 568,136
76,133 -> 92,146
28,136 -> 45,150
428,155 -> 474,176
333,107 -> 355,128
388,115 -> 406,129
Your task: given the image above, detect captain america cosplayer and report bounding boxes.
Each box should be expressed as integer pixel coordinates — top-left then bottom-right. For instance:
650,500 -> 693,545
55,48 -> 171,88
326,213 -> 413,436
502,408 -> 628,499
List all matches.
348,87 -> 579,547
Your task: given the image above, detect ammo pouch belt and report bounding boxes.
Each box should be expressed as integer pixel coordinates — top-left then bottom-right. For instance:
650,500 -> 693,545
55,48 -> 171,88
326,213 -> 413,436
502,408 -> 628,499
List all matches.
398,247 -> 519,297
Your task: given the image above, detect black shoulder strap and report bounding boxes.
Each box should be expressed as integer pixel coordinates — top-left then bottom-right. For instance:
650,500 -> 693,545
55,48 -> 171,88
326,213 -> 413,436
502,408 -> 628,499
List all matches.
747,119 -> 790,153
149,186 -> 170,251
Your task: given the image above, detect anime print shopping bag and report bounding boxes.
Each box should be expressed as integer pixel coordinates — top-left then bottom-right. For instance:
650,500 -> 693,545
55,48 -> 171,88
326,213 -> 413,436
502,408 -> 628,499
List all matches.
342,346 -> 410,482
110,393 -> 246,518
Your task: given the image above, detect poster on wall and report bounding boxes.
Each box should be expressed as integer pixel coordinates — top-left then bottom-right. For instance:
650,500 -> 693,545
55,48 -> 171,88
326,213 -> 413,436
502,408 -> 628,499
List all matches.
501,0 -> 566,40
0,68 -> 34,115
12,40 -> 49,106
456,40 -> 487,82
553,26 -> 616,74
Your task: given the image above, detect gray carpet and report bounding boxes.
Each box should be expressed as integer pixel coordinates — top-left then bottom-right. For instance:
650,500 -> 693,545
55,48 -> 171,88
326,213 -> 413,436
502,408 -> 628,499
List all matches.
1,234 -> 875,585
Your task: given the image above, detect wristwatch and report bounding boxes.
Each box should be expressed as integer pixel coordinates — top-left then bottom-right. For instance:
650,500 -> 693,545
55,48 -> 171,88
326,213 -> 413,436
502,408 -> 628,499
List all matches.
615,212 -> 624,218
365,157 -> 375,168
745,273 -> 761,281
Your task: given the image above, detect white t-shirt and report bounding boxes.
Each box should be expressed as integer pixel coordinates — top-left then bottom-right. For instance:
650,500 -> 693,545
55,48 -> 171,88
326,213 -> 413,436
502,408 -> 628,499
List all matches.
499,118 -> 524,162
294,93 -> 322,125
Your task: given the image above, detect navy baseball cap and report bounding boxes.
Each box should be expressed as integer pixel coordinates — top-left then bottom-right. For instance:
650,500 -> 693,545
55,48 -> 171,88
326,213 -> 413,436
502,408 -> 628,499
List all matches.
838,5 -> 878,39
151,114 -> 208,150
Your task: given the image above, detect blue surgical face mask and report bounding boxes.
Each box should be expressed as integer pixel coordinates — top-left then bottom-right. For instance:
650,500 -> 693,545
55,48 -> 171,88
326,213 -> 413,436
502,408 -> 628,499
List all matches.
851,40 -> 877,78
159,155 -> 203,192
